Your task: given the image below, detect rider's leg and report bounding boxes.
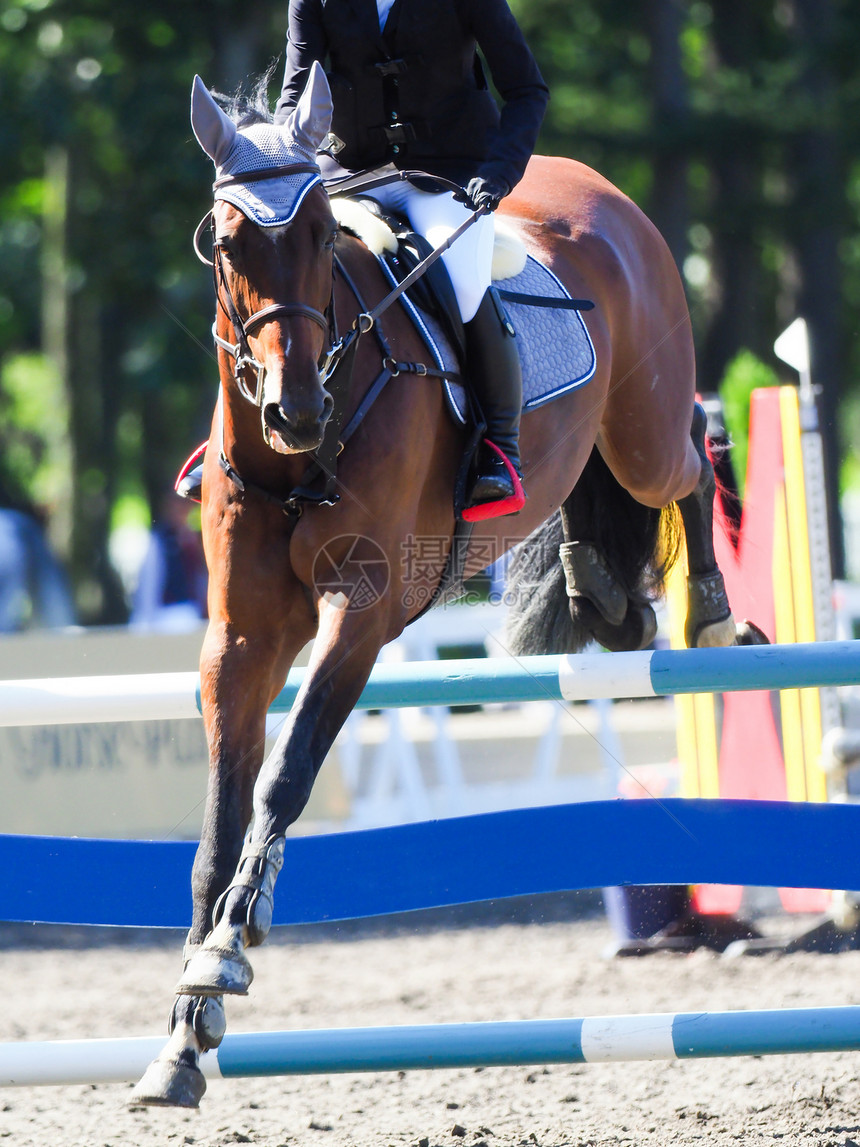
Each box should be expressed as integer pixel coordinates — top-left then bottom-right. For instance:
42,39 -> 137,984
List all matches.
412,191 -> 524,515
460,288 -> 525,515
372,184 -> 525,518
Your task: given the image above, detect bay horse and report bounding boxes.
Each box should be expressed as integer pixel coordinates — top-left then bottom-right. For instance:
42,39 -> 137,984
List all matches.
133,62 -> 745,1107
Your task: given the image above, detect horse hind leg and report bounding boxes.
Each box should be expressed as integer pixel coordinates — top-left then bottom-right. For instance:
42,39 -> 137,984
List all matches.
558,448 -> 660,653
558,543 -> 659,651
677,403 -> 741,649
558,538 -> 658,652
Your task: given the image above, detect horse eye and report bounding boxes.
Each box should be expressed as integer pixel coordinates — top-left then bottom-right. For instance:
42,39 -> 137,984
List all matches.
215,238 -> 237,262
323,228 -> 338,251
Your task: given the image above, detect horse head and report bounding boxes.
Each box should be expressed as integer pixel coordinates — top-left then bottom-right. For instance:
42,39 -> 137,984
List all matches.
191,63 -> 338,455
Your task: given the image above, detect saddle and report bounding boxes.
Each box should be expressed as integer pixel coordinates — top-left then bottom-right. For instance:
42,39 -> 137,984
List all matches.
332,195 -> 530,366
329,197 -> 596,429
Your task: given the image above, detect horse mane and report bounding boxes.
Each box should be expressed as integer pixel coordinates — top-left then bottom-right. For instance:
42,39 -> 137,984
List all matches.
211,65 -> 278,127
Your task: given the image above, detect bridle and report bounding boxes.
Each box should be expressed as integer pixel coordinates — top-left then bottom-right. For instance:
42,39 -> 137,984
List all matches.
193,162 -> 338,410
191,160 -> 482,514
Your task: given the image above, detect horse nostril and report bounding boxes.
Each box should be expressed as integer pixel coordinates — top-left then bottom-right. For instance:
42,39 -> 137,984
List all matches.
263,403 -> 297,443
262,399 -> 330,453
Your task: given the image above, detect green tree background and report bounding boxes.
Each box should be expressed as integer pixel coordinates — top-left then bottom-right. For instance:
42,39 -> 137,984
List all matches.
1,0 -> 858,622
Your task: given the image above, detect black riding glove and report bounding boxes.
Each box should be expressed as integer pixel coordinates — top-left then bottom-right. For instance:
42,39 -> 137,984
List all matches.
461,175 -> 511,213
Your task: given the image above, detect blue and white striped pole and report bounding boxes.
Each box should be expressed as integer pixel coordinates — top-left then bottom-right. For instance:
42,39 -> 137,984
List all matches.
0,641 -> 858,727
268,641 -> 860,713
3,1007 -> 859,1087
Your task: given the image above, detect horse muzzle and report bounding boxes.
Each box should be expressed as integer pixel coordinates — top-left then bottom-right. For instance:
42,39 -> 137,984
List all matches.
262,392 -> 334,455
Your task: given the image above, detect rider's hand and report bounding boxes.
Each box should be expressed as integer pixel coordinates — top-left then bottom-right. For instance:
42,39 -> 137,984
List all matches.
461,175 -> 510,213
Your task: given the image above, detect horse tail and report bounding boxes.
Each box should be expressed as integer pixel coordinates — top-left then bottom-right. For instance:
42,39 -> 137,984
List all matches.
505,447 -> 682,655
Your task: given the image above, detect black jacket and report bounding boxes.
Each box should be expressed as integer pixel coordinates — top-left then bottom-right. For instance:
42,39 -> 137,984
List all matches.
273,0 -> 548,191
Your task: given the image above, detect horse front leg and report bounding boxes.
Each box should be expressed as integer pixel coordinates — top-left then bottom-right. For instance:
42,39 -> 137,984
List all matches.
175,592 -> 390,1002
132,610 -> 313,1107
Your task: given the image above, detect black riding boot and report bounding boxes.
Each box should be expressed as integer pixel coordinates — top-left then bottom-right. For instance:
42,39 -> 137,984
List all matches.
462,289 -> 526,521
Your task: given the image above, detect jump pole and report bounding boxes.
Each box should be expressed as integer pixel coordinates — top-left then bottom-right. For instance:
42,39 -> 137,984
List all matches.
0,640 -> 859,727
3,1007 -> 860,1088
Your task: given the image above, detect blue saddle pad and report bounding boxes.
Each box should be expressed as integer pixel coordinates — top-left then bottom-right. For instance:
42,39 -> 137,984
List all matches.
380,253 -> 597,425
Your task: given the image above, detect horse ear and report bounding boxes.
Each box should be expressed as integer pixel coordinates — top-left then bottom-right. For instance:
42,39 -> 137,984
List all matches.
283,60 -> 333,157
190,75 -> 237,167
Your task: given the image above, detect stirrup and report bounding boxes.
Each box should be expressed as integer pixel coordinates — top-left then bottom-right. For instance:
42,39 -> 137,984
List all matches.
461,440 -> 526,522
175,442 -> 208,503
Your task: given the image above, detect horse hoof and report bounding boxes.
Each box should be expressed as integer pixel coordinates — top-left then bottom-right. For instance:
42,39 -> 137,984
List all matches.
572,597 -> 657,652
129,1056 -> 207,1108
176,945 -> 253,997
735,619 -> 770,646
560,541 -> 628,628
684,570 -> 734,648
691,614 -> 737,649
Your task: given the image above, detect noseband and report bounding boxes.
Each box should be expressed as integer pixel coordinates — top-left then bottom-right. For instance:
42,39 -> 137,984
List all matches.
194,162 -> 336,408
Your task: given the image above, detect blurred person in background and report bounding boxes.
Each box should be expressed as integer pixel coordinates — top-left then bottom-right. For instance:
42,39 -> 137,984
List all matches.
0,505 -> 76,633
130,495 -> 208,632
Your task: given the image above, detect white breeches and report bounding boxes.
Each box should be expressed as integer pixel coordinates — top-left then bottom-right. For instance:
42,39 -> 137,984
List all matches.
368,181 -> 494,323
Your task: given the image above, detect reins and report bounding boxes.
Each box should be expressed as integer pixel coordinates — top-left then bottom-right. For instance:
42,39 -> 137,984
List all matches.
325,202 -> 486,354
321,169 -> 486,358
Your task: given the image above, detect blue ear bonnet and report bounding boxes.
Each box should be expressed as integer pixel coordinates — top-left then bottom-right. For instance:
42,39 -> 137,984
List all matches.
214,123 -> 321,227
